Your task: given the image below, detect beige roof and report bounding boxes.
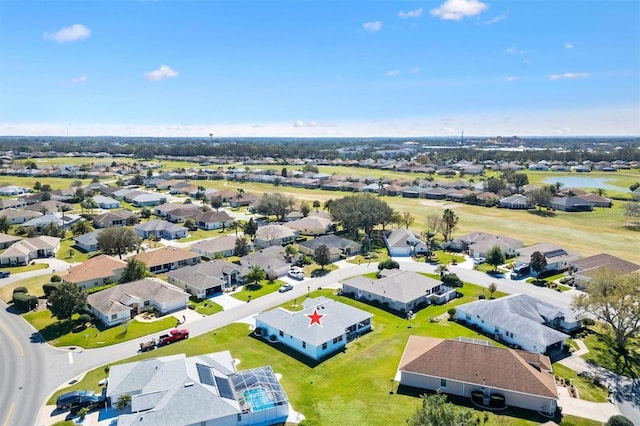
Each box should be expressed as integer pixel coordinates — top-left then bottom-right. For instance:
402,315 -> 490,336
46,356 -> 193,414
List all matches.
570,253 -> 640,277
134,246 -> 200,268
64,255 -> 127,284
1,236 -> 60,258
399,336 -> 558,399
0,208 -> 42,219
0,233 -> 22,245
87,277 -> 188,314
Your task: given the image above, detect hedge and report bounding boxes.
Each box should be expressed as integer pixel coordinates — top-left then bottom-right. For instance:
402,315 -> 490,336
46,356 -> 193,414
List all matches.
13,292 -> 38,311
13,286 -> 28,295
43,282 -> 61,297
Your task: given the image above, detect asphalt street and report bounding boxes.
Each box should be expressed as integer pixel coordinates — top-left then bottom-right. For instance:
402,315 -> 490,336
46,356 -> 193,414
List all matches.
0,255 -> 614,426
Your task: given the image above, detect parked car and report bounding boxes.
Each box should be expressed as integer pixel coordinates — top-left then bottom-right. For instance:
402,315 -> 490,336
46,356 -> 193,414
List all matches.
278,284 -> 294,293
288,267 -> 304,280
0,271 -> 10,278
510,264 -> 530,279
472,257 -> 486,265
56,390 -> 101,411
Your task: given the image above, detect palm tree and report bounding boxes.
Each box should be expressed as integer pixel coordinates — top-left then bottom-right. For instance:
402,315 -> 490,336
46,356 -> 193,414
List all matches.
247,266 -> 266,285
436,264 -> 449,278
236,187 -> 245,205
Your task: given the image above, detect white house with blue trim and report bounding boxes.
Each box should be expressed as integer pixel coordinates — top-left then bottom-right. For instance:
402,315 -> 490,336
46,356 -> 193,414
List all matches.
93,194 -> 121,209
254,297 -> 372,361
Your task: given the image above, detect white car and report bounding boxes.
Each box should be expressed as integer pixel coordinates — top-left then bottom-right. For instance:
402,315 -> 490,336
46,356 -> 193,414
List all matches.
288,267 -> 305,280
473,257 -> 486,265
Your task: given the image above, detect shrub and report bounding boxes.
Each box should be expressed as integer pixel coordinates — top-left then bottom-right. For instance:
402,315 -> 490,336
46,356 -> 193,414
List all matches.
489,394 -> 506,408
13,286 -> 28,295
13,292 -> 38,310
478,294 -> 486,300
471,391 -> 484,405
582,318 -> 596,327
77,313 -> 92,324
50,274 -> 62,282
606,415 -> 634,426
447,308 -> 456,320
441,273 -> 463,288
43,282 -> 60,297
377,259 -> 400,271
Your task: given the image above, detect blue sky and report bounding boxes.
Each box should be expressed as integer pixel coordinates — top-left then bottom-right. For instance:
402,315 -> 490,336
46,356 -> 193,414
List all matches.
1,0 -> 638,137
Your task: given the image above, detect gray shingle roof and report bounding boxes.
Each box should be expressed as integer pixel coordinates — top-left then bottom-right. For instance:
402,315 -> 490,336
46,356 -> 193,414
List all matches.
299,234 -> 360,252
456,294 -> 571,346
341,271 -> 441,304
166,260 -> 244,291
255,296 -> 372,346
87,278 -> 188,314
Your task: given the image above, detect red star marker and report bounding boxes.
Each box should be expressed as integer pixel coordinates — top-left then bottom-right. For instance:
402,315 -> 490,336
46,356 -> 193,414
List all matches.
306,308 -> 325,328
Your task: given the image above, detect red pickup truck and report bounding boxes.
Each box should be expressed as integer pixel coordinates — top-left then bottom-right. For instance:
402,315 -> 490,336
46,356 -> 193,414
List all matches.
157,329 -> 189,346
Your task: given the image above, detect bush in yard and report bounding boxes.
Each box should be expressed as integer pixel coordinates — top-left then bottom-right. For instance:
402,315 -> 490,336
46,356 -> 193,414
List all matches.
606,415 -> 634,426
582,318 -> 595,327
50,274 -> 62,282
78,313 -> 92,324
377,259 -> 400,271
441,273 -> 463,288
447,308 -> 456,320
13,286 -> 28,295
13,292 -> 38,310
43,282 -> 60,297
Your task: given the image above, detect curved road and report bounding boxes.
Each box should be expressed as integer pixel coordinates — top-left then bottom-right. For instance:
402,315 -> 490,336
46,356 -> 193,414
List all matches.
0,256 -> 614,426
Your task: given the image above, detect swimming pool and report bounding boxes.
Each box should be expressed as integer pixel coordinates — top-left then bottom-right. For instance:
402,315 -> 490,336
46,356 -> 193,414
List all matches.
243,387 -> 276,412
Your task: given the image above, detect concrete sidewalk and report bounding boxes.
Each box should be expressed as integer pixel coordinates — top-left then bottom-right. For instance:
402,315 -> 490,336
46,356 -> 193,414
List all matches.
557,386 -> 619,422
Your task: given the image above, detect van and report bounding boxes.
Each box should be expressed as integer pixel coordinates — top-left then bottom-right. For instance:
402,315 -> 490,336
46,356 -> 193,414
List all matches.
56,390 -> 100,411
510,265 -> 530,280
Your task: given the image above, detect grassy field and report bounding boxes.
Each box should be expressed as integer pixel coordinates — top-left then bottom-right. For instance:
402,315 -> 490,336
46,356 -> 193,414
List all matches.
231,278 -> 286,302
188,297 -> 224,315
552,363 -> 608,403
0,274 -> 52,302
581,326 -> 640,378
47,287 -> 598,426
23,309 -> 177,349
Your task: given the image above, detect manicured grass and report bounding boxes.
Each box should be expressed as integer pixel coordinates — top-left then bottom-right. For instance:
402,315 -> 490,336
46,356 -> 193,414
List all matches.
0,274 -> 52,302
179,228 -> 236,242
188,297 -> 224,315
304,263 -> 338,277
432,251 -> 466,265
581,326 -> 640,378
0,262 -> 48,274
48,288 -> 593,425
231,279 -> 286,302
552,363 -> 609,403
22,309 -> 177,349
346,249 -> 390,265
58,237 -> 94,263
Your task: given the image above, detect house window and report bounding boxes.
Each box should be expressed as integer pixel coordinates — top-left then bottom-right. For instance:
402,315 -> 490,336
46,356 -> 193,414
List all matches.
178,260 -> 187,266
111,314 -> 117,320
322,342 -> 328,350
279,330 -> 284,337
144,301 -> 150,307
440,378 -> 447,388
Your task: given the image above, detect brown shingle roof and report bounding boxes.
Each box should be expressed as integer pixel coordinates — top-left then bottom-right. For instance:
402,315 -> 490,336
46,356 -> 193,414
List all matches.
134,246 -> 200,268
399,336 -> 558,399
63,254 -> 127,284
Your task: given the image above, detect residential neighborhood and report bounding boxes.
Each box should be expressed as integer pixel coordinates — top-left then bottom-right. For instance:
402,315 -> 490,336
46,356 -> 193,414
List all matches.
0,145 -> 637,426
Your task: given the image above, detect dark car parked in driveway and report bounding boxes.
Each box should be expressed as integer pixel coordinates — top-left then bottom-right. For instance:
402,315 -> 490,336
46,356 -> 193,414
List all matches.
0,271 -> 10,278
56,390 -> 102,411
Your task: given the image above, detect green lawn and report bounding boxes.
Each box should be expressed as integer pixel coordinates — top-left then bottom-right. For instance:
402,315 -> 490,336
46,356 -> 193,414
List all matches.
581,326 -> 640,378
22,309 -> 177,349
188,297 -> 224,315
58,237 -> 95,263
231,279 -> 286,302
552,363 -> 609,403
48,288 -> 598,426
432,251 -> 466,265
0,262 -> 48,275
0,274 -> 52,302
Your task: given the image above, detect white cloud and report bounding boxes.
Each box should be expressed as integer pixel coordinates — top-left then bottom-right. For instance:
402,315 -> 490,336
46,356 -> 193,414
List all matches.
430,0 -> 488,20
506,46 -> 527,55
43,24 -> 91,43
505,76 -> 518,82
362,21 -> 382,32
485,12 -> 508,24
398,8 -> 423,19
565,42 -> 574,49
385,69 -> 401,77
144,65 -> 179,81
71,75 -> 88,84
294,120 -> 319,128
549,72 -> 589,80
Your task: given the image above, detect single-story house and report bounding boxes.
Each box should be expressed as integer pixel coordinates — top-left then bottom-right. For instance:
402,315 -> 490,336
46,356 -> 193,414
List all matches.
0,233 -> 22,249
569,253 -> 640,287
0,208 -> 42,224
207,189 -> 237,203
284,216 -> 334,236
239,246 -> 290,279
255,296 -> 372,361
230,193 -> 259,208
498,194 -> 533,209
93,195 -> 121,209
93,210 -> 137,228
254,224 -> 299,249
134,246 -> 200,274
73,229 -> 103,252
135,219 -> 189,240
550,196 -> 594,212
456,293 -> 579,354
130,193 -> 166,207
384,228 -> 429,257
154,202 -> 196,218
63,254 -> 127,289
448,232 -> 523,258
86,277 -> 189,326
105,351 -> 289,426
0,185 -> 29,196
22,212 -> 81,233
0,199 -> 28,210
579,193 -> 613,208
164,205 -> 201,223
514,243 -> 581,275
24,200 -> 67,214
398,336 -> 559,415
167,260 -> 246,298
190,235 -> 254,259
191,210 -> 234,230
341,270 -> 456,315
0,236 -> 60,265
298,234 -> 361,262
